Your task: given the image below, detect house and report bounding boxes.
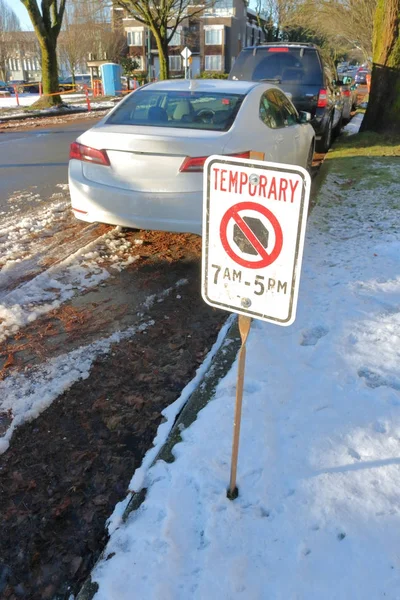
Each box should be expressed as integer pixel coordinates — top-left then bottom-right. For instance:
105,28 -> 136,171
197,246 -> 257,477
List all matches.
113,0 -> 268,79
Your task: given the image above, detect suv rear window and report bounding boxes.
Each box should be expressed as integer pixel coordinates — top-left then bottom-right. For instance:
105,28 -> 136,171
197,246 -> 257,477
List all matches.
106,89 -> 245,131
230,47 -> 323,86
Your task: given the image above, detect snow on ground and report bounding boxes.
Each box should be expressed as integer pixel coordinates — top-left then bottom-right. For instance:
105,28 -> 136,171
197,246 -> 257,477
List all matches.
0,277 -> 190,454
0,222 -> 140,343
343,112 -> 364,135
0,93 -> 116,118
89,141 -> 400,597
0,184 -> 156,344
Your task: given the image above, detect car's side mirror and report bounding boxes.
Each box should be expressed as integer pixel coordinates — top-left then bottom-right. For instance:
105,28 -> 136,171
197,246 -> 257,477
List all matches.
350,84 -> 357,90
299,111 -> 311,123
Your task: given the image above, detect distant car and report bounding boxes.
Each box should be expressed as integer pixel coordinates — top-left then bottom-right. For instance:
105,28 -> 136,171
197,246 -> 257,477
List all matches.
69,79 -> 315,235
59,75 -> 91,92
229,42 -> 343,153
0,80 -> 13,93
8,80 -> 39,93
355,69 -> 370,85
339,76 -> 357,122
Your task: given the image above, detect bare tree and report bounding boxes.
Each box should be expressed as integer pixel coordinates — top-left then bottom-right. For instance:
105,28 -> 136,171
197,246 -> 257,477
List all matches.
113,0 -> 216,80
20,0 -> 67,106
59,0 -> 126,81
0,0 -> 21,81
287,0 -> 376,60
361,0 -> 400,131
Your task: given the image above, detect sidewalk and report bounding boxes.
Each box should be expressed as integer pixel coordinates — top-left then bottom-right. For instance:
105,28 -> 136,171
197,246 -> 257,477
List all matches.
79,117 -> 400,600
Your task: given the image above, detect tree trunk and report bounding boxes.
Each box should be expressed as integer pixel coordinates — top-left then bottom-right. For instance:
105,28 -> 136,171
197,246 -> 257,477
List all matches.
152,29 -> 169,80
360,0 -> 400,132
40,39 -> 62,105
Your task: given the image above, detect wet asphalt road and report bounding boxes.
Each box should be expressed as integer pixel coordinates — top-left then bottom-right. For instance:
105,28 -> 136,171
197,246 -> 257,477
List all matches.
0,118 -> 99,212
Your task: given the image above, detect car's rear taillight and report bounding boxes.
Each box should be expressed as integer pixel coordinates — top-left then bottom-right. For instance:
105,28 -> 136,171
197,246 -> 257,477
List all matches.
267,47 -> 289,52
69,142 -> 110,166
180,151 -> 251,173
342,89 -> 351,97
317,88 -> 328,108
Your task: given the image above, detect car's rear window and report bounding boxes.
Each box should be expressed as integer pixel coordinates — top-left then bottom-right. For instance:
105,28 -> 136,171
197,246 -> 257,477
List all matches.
106,89 -> 245,131
230,47 -> 323,86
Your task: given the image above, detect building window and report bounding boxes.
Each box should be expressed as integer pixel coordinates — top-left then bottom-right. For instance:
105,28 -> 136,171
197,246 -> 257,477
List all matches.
205,55 -> 222,71
134,55 -> 144,70
169,55 -> 182,71
169,27 -> 181,46
205,28 -> 222,45
127,30 -> 143,46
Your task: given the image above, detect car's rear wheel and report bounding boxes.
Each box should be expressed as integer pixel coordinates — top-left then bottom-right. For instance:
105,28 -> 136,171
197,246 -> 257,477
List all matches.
316,117 -> 332,153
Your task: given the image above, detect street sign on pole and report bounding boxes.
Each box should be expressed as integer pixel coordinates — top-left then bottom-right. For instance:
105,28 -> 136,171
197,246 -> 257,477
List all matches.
180,46 -> 192,60
181,47 -> 192,79
202,153 -> 311,499
202,156 -> 311,326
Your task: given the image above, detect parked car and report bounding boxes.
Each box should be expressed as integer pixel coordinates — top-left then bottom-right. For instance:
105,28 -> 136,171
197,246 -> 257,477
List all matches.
229,42 -> 343,153
69,79 -> 315,235
354,69 -> 370,85
339,76 -> 358,123
8,80 -> 40,93
0,80 -> 13,93
59,75 -> 91,92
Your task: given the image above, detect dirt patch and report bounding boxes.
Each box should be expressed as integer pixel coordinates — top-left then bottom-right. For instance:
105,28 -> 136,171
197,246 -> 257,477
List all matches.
0,231 -> 228,600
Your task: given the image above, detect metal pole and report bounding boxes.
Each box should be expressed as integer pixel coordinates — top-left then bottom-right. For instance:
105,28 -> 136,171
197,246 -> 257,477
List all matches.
147,29 -> 151,82
227,314 -> 252,500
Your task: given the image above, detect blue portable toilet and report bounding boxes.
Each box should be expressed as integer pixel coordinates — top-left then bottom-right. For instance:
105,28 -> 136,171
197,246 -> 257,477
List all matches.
101,63 -> 123,96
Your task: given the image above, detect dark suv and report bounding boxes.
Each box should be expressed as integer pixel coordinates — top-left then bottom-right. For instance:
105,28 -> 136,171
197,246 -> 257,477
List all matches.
229,43 -> 343,153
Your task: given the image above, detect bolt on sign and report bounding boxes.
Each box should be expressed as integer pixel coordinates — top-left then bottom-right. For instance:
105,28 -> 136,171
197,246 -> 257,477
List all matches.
202,156 -> 311,326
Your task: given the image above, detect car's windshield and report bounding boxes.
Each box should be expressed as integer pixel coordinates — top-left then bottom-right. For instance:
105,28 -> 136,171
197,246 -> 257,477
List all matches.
106,89 -> 245,131
230,47 -> 322,85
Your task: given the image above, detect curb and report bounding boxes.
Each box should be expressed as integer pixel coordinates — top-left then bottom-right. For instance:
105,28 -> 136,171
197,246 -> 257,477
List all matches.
76,316 -> 241,600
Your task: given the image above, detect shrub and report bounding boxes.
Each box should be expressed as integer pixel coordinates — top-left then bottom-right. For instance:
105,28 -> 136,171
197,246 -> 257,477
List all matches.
196,71 -> 229,79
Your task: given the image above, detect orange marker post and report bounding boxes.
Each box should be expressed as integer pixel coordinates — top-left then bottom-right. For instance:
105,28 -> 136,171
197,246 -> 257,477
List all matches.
84,85 -> 91,112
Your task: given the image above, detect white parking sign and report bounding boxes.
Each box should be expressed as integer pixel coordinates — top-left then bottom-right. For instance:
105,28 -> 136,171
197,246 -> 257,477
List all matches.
202,155 -> 311,326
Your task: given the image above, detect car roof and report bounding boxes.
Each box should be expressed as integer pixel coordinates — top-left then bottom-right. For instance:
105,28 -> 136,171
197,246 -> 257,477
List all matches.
243,42 -> 318,51
144,79 -> 261,95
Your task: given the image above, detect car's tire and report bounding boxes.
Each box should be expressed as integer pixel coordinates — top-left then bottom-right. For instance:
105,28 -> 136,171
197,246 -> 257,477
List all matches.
316,117 -> 332,153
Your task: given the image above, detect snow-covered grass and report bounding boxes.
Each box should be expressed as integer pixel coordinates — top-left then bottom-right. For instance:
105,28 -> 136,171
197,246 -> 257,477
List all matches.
89,121 -> 400,599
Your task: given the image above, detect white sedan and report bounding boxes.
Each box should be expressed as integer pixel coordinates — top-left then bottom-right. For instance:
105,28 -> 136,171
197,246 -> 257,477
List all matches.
69,79 -> 315,235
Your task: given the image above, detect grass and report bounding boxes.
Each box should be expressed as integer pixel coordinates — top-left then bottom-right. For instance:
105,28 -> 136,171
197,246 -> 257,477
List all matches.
327,128 -> 400,159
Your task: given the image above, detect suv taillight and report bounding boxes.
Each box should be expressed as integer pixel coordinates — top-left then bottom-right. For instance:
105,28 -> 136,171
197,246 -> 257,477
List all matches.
180,151 -> 251,173
317,88 -> 328,108
342,89 -> 351,97
69,142 -> 110,166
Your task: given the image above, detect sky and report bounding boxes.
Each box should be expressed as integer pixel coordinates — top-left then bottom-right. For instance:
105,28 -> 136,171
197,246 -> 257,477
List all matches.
5,0 -> 32,29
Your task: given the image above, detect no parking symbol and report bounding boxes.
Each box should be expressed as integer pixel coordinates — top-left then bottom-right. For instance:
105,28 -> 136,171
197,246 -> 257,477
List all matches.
202,155 -> 311,326
220,201 -> 283,269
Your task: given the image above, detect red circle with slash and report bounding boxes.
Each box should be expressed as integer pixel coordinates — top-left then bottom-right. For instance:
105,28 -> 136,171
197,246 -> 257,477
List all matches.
220,201 -> 283,269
